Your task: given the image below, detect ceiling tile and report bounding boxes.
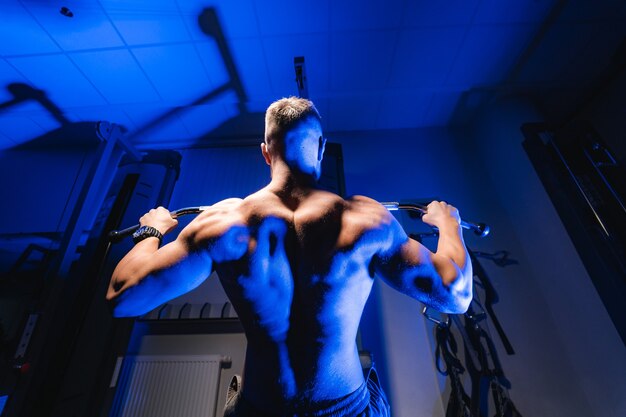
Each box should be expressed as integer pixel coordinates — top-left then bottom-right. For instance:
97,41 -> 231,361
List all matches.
0,113 -> 46,145
132,44 -> 214,104
424,91 -> 462,126
98,0 -> 179,13
180,1 -> 260,41
327,94 -> 381,131
71,105 -> 136,129
178,100 -> 237,138
388,27 -> 467,89
109,11 -> 190,45
70,49 -> 160,104
377,91 -> 432,129
474,0 -> 556,24
243,99 -> 273,114
122,104 -> 191,145
262,34 -> 330,97
0,99 -> 42,114
229,38 -> 272,101
194,40 -> 230,91
0,58 -> 36,108
26,110 -> 64,132
403,0 -> 480,27
330,31 -> 397,91
446,24 -> 537,87
7,54 -> 106,107
330,0 -> 404,31
0,1 -> 60,55
255,0 -> 330,36
23,2 -> 124,51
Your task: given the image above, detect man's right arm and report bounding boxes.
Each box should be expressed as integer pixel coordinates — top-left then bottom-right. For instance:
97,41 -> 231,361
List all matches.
107,200 -> 249,317
106,209 -> 214,317
372,201 -> 473,314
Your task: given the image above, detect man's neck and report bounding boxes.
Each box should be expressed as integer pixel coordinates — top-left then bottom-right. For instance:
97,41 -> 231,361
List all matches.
267,161 -> 318,200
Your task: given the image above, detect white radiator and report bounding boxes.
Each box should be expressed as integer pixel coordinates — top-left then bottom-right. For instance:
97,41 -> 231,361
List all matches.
110,354 -> 227,417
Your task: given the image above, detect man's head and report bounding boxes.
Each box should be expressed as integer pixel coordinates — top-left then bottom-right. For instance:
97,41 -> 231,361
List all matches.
262,97 -> 326,181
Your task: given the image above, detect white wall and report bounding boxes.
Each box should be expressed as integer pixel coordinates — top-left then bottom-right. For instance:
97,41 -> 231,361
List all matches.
468,96 -> 626,417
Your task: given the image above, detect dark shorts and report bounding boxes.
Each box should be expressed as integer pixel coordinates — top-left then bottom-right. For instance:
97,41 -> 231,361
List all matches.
223,367 -> 391,417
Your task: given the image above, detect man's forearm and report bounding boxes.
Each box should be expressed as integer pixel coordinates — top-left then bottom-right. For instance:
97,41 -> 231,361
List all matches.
435,220 -> 469,275
433,220 -> 473,311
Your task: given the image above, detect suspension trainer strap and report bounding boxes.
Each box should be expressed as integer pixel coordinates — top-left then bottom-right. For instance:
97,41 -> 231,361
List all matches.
435,324 -> 473,417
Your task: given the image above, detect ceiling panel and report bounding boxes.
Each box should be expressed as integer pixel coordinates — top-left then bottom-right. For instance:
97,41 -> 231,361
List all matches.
242,99 -> 273,115
327,94 -> 382,131
229,38 -> 273,101
132,44 -> 214,104
194,40 -> 230,91
0,113 -> 47,145
330,31 -> 397,91
262,34 -> 330,97
70,49 -> 160,104
425,91 -> 463,126
330,0 -> 405,31
0,58 -> 35,107
98,0 -> 179,13
122,104 -> 190,146
0,1 -> 60,55
387,27 -> 467,89
7,54 -> 107,107
26,110 -> 65,132
23,2 -> 124,51
403,0 -> 480,27
446,24 -> 536,87
71,105 -> 136,129
178,101 -> 237,138
473,0 -> 556,24
377,91 -> 432,129
180,1 -> 260,41
109,11 -> 190,45
254,0 -> 330,36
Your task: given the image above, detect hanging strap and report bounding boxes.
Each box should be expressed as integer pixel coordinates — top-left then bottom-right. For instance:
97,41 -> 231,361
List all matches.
435,324 -> 473,417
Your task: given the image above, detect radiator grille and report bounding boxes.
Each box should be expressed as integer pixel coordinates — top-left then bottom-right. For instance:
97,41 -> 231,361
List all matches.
110,355 -> 226,417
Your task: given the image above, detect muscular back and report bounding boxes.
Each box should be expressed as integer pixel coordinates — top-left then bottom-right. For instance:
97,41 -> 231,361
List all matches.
190,187 -> 394,410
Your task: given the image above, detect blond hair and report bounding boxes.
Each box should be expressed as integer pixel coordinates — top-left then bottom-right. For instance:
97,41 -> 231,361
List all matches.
264,97 -> 321,145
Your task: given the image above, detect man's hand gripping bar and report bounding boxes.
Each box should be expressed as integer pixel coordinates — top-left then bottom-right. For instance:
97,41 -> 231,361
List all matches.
381,202 -> 490,237
108,206 -> 210,243
109,202 -> 490,243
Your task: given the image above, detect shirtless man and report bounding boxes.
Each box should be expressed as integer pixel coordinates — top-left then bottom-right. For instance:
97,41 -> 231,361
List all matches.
107,97 -> 472,416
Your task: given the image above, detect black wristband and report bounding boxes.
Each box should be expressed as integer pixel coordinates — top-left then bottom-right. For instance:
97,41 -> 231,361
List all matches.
132,225 -> 163,244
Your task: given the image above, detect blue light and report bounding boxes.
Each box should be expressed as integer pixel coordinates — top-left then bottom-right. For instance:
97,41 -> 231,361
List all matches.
0,395 -> 8,414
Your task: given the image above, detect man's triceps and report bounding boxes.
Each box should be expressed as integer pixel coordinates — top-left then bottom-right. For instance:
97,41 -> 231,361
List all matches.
108,236 -> 213,317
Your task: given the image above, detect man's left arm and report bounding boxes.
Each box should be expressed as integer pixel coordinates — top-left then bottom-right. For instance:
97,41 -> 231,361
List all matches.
372,201 -> 473,314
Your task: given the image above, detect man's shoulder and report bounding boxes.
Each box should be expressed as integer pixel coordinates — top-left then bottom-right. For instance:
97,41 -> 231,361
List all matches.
344,195 -> 387,213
